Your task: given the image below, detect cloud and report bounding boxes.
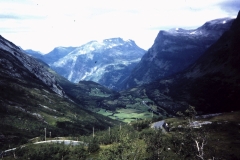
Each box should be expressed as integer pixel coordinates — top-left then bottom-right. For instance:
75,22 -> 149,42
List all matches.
0,14 -> 20,19
218,0 -> 240,14
0,0 -> 239,53
0,14 -> 46,20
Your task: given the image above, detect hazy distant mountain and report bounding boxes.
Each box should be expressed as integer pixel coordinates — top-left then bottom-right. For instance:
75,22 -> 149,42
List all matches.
25,49 -> 44,59
43,47 -> 77,64
121,17 -> 234,90
25,47 -> 77,64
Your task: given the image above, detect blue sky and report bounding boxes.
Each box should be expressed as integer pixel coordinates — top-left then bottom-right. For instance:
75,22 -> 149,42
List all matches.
0,0 -> 239,53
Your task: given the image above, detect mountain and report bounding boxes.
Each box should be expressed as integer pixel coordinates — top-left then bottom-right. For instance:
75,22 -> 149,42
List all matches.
121,17 -> 234,90
0,36 -> 65,96
26,38 -> 145,90
113,12 -> 240,115
25,49 -> 44,59
25,47 -> 77,64
43,47 -> 77,64
0,35 -> 119,149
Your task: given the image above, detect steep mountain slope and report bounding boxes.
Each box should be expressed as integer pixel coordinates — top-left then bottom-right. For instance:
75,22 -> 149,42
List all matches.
118,12 -> 240,115
34,38 -> 145,90
0,35 -> 119,149
0,36 -> 65,96
121,18 -> 234,89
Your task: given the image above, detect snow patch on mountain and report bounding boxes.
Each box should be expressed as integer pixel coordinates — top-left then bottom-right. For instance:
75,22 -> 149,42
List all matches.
167,18 -> 233,37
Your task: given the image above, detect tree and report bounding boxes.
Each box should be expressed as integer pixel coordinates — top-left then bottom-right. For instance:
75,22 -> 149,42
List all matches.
193,132 -> 207,160
173,106 -> 210,159
185,105 -> 197,123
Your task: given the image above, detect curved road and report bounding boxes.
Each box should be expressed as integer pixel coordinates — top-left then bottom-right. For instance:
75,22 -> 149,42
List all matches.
151,120 -> 165,129
34,140 -> 86,146
1,140 -> 86,157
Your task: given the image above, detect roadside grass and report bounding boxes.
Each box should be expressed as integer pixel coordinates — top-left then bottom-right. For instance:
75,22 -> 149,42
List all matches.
164,111 -> 240,159
206,111 -> 240,122
201,112 -> 240,159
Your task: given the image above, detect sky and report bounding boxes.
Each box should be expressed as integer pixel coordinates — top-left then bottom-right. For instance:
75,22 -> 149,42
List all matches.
0,0 -> 239,54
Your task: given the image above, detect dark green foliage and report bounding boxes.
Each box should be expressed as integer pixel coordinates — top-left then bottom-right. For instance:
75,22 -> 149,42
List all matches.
131,119 -> 151,131
97,129 -> 145,160
14,143 -> 87,160
145,129 -> 164,159
88,138 -> 100,153
139,128 -> 156,140
2,113 -> 240,159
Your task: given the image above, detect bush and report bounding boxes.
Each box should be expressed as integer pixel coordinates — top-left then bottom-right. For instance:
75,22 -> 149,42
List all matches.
88,138 -> 100,153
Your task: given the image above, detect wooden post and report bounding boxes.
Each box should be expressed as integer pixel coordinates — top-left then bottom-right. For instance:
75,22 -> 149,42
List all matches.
44,128 -> 46,141
49,132 -> 51,138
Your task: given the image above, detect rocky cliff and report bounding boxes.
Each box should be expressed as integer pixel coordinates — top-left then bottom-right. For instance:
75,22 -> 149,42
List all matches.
121,18 -> 234,90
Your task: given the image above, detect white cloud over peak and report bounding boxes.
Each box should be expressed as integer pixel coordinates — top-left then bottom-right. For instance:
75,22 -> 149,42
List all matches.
0,0 -> 239,53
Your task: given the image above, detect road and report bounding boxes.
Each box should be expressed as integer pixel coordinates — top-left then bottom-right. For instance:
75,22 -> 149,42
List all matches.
151,120 -> 168,133
0,140 -> 86,157
151,120 -> 165,129
34,140 -> 86,146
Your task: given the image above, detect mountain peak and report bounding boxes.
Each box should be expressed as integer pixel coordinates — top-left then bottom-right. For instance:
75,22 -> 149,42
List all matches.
101,37 -> 136,47
103,37 -> 124,43
198,17 -> 234,31
231,10 -> 240,30
164,17 -> 234,37
237,10 -> 240,20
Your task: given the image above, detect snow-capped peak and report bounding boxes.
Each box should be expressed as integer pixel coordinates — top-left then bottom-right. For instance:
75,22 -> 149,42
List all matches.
165,17 -> 234,37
